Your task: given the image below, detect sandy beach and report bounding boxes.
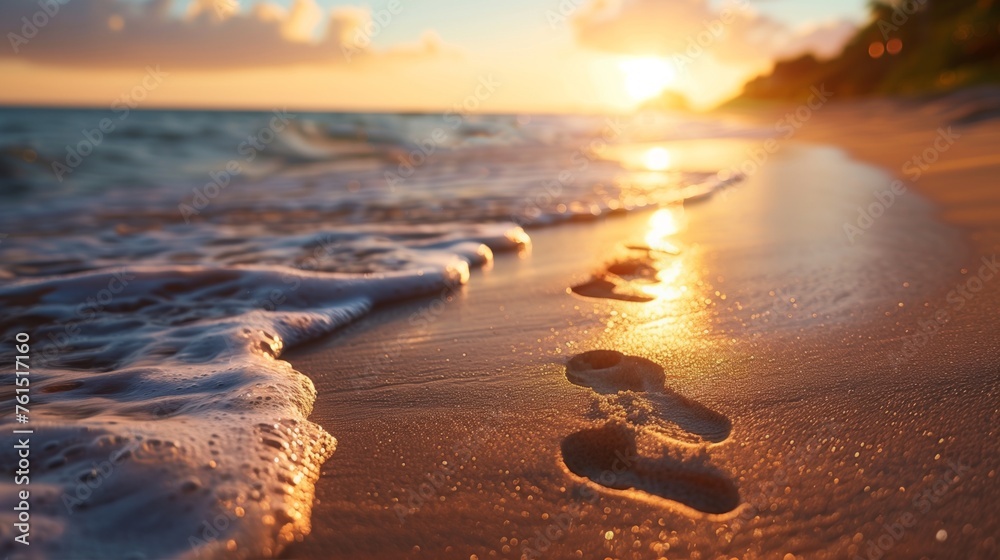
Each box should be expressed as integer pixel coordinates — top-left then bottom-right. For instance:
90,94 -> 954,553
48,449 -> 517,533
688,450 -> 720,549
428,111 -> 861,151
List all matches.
282,100 -> 1000,559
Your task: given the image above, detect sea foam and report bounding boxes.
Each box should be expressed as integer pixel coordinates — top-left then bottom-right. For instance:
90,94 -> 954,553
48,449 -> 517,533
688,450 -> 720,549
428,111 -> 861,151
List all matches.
0,223 -> 524,558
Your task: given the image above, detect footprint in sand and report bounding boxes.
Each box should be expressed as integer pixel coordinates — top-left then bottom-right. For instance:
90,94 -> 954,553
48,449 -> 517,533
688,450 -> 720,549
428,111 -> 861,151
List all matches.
566,350 -> 731,444
570,249 -> 671,303
559,350 -> 738,514
561,423 -> 739,515
570,276 -> 654,302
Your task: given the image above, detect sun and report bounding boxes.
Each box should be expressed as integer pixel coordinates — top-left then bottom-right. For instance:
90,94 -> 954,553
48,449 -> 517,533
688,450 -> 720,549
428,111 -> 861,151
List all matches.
619,57 -> 676,103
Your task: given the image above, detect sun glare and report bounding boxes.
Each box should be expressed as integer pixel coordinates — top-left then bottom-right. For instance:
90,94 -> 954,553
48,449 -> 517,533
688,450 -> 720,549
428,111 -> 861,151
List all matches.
643,147 -> 672,171
619,57 -> 676,103
646,206 -> 684,246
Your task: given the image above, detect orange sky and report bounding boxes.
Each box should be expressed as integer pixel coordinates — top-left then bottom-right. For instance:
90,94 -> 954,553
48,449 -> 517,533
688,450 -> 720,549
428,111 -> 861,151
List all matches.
0,0 -> 860,113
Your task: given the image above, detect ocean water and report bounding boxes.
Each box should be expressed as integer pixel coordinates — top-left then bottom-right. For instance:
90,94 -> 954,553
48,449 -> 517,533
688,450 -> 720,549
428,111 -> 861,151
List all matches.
0,108 -> 748,558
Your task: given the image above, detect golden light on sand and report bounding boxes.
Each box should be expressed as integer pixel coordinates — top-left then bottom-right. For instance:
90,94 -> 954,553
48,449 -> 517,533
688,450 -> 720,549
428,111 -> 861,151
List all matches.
639,206 -> 687,300
646,206 -> 684,243
594,202 -> 707,364
619,57 -> 675,103
640,259 -> 685,301
642,147 -> 672,171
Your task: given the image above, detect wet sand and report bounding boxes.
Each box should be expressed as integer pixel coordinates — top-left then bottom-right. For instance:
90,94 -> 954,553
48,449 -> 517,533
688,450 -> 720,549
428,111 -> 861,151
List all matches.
285,103 -> 1000,559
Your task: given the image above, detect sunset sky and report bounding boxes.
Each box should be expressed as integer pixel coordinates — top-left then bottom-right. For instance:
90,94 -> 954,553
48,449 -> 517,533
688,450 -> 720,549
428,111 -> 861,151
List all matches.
1,0 -> 868,112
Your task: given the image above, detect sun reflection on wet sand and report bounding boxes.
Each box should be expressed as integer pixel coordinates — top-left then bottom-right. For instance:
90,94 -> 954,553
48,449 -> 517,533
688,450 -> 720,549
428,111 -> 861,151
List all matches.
575,140 -> 765,362
634,206 -> 694,307
644,206 -> 685,250
639,259 -> 685,301
578,205 -> 717,362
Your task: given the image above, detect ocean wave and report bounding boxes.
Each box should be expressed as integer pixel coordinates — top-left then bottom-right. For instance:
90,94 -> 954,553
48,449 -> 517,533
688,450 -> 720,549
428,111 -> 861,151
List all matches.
0,223 -> 525,558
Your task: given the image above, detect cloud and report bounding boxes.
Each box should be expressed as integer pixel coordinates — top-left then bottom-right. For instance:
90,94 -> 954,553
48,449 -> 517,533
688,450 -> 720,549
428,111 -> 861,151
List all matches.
571,0 -> 856,64
1,0 -> 459,69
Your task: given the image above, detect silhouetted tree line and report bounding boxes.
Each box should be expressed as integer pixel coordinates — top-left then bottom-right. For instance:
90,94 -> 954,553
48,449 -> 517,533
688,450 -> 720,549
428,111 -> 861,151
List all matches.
739,0 -> 1000,100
